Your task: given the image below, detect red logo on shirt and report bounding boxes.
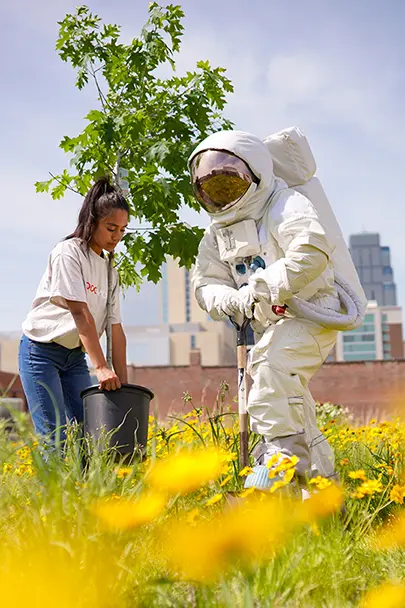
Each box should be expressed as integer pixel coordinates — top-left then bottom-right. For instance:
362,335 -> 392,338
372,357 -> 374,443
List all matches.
86,282 -> 98,295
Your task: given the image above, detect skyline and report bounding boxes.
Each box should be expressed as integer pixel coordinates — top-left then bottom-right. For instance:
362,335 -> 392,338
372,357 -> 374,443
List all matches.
1,0 -> 404,331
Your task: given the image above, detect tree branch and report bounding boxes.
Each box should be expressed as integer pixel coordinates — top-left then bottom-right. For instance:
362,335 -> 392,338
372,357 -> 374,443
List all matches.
49,172 -> 81,195
89,63 -> 111,111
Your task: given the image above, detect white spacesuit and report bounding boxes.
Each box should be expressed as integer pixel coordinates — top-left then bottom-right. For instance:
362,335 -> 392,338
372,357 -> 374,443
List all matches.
190,128 -> 366,488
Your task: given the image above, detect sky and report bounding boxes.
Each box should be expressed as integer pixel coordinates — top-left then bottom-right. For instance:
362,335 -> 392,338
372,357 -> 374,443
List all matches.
1,0 -> 405,332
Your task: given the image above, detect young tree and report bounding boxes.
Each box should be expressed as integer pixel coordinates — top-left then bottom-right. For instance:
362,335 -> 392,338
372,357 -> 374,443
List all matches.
36,3 -> 233,286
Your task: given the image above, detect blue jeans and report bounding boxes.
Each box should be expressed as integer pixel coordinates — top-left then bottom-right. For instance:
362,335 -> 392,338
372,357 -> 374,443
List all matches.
18,334 -> 92,440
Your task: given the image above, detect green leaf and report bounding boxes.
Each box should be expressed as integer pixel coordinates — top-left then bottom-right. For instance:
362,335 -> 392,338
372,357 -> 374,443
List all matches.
35,179 -> 53,193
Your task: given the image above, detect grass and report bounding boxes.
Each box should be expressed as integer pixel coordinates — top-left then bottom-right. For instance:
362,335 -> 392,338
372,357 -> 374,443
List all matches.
1,400 -> 405,607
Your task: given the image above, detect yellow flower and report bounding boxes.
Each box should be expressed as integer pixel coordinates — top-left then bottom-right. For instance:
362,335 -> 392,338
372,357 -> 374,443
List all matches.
163,493 -> 295,582
309,476 -> 332,490
297,484 -> 344,522
3,463 -> 12,474
148,448 -> 224,495
390,484 -> 405,505
222,452 -> 238,463
270,468 -> 296,492
348,470 -> 367,481
239,487 -> 256,499
93,492 -> 166,530
186,508 -> 200,524
375,512 -> 405,550
360,581 -> 405,608
265,453 -> 281,469
116,467 -> 132,479
220,474 -> 233,487
239,466 -> 254,477
340,458 -> 349,466
206,493 -> 223,506
270,479 -> 289,493
355,479 -> 384,498
16,446 -> 31,461
14,463 -> 35,477
268,455 -> 299,479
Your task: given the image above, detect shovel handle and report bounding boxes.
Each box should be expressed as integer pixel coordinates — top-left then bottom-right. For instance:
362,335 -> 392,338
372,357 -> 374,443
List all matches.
230,315 -> 251,469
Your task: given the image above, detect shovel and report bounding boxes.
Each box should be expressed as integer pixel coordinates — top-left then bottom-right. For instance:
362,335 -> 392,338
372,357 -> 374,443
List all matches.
230,315 -> 251,469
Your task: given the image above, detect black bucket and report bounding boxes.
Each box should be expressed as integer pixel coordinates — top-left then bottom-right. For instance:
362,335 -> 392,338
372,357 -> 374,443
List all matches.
81,383 -> 154,459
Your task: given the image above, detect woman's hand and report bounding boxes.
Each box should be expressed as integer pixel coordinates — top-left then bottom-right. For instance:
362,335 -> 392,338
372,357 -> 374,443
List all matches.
96,366 -> 121,391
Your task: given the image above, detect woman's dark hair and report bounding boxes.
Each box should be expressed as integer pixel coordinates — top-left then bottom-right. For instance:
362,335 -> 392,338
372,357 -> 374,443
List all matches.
66,177 -> 129,244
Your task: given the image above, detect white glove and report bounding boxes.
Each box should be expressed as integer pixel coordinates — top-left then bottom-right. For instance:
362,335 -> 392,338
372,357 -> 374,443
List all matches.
220,285 -> 256,319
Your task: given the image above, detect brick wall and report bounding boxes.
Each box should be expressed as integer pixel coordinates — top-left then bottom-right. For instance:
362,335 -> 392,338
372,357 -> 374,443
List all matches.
128,352 -> 405,422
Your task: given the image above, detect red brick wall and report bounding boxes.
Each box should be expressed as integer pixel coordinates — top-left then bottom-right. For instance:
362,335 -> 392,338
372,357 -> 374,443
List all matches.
128,353 -> 405,422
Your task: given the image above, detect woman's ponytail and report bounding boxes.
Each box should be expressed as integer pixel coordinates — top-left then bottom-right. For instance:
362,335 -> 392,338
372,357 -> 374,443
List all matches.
66,176 -> 129,244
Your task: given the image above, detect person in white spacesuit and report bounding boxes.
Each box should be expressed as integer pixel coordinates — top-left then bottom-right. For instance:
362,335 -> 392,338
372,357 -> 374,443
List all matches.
189,129 -> 366,489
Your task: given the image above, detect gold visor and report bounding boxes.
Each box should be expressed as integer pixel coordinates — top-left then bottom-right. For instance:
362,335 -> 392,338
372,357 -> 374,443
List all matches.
190,150 -> 258,214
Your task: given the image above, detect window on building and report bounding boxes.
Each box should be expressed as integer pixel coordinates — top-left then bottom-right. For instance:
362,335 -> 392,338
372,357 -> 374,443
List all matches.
343,335 -> 355,342
352,324 -> 375,333
190,335 -> 196,349
361,334 -> 375,342
343,342 -> 376,353
364,314 -> 375,323
344,353 -> 377,361
343,333 -> 375,343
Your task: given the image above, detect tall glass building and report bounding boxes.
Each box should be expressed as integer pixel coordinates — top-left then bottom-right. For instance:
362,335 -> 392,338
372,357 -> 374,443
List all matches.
349,233 -> 397,306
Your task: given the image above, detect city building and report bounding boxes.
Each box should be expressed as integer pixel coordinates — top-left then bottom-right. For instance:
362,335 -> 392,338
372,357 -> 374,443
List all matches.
349,233 -> 397,306
0,332 -> 20,375
334,301 -> 403,362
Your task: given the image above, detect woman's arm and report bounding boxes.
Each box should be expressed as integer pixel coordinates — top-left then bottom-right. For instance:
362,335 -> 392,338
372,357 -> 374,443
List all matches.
66,300 -> 121,391
112,323 -> 128,384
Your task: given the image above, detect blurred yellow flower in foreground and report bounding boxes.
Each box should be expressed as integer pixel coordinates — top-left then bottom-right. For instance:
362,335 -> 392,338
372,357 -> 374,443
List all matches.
148,448 -> 224,495
163,487 -> 343,582
163,494 -> 293,581
93,492 -> 167,530
374,511 -> 405,550
297,484 -> 344,522
0,543 -> 117,608
360,581 -> 405,608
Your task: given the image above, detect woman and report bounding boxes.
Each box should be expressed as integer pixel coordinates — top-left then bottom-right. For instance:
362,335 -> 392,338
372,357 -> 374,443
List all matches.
19,177 -> 129,440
